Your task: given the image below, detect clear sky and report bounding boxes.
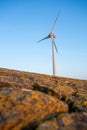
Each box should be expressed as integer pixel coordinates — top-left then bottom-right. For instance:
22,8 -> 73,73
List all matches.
0,0 -> 87,80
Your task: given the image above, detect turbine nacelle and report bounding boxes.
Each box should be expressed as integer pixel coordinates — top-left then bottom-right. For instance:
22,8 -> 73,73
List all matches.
49,32 -> 56,39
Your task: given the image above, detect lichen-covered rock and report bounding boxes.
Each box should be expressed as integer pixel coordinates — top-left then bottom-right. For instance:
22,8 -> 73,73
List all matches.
73,92 -> 87,112
36,112 -> 87,130
54,85 -> 77,100
0,68 -> 87,130
0,87 -> 68,130
1,68 -> 86,101
36,118 -> 59,130
0,68 -> 87,91
57,112 -> 87,130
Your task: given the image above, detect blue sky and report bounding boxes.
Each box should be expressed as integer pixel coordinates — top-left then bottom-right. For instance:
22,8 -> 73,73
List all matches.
0,0 -> 87,79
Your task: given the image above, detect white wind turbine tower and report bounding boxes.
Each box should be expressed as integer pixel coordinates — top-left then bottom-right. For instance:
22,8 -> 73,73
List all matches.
38,11 -> 60,76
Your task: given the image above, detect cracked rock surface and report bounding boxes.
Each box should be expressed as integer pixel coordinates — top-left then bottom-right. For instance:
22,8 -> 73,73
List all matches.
0,68 -> 87,130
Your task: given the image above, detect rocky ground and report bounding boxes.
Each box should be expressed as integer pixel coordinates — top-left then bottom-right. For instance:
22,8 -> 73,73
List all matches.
0,68 -> 87,130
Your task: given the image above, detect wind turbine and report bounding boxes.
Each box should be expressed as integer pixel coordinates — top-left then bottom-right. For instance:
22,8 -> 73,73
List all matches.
38,11 -> 60,76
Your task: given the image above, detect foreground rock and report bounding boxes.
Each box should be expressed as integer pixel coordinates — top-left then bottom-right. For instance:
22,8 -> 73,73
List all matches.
36,112 -> 87,130
0,87 -> 68,130
0,68 -> 87,130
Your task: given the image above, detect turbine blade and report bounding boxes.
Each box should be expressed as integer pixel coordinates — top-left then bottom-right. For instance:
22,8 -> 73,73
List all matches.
38,35 -> 50,42
51,10 -> 60,33
52,39 -> 58,53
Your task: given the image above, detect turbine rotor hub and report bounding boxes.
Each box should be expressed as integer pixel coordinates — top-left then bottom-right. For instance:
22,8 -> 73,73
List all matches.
49,32 -> 55,38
